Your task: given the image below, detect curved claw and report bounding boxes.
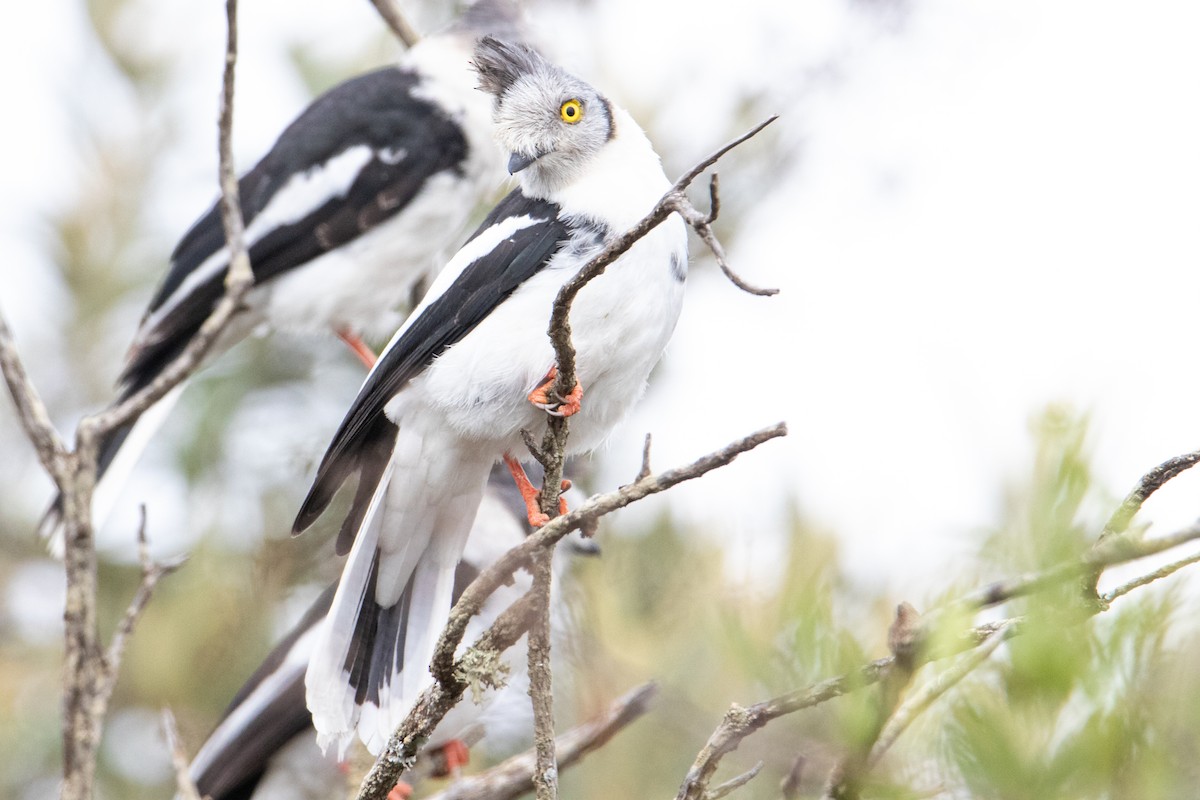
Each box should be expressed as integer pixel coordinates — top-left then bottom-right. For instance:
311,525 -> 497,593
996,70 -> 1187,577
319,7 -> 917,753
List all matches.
528,366 -> 583,418
558,478 -> 571,516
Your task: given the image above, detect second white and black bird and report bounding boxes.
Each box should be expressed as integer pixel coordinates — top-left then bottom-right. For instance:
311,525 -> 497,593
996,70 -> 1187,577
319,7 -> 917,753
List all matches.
39,0 -> 522,547
296,36 -> 688,754
186,473 -> 598,800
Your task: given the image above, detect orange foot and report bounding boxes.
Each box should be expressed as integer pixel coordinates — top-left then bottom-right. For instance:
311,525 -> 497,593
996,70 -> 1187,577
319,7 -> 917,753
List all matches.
504,454 -> 571,527
387,780 -> 413,800
528,366 -> 583,417
336,327 -> 377,369
431,738 -> 472,778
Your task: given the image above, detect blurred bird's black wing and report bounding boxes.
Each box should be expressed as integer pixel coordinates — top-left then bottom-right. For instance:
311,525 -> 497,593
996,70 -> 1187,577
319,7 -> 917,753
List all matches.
122,65 -> 470,393
189,587 -> 335,800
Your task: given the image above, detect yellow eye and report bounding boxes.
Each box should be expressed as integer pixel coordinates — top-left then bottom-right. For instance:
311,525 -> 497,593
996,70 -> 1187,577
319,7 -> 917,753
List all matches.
560,99 -> 583,124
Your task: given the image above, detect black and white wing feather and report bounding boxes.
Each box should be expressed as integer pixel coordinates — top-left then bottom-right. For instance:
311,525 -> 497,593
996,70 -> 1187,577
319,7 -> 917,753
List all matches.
293,188 -> 570,551
37,24 -> 506,547
125,65 -> 470,391
189,587 -> 335,800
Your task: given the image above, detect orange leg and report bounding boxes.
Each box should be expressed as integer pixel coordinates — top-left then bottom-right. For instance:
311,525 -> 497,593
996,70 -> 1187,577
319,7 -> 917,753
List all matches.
387,781 -> 413,800
431,738 -> 472,778
336,327 -> 377,369
528,366 -> 583,417
503,454 -> 572,527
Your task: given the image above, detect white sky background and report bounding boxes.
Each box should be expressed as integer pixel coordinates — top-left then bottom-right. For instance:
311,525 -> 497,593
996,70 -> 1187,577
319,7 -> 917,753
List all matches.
3,0 -> 1200,608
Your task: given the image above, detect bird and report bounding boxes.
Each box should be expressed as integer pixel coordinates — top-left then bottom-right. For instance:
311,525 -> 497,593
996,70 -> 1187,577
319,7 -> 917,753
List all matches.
186,474 -> 599,800
295,35 -> 688,755
37,0 -> 523,548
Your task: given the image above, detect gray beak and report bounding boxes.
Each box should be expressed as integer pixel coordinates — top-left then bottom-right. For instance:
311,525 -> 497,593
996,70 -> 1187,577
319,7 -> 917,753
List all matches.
507,150 -> 539,174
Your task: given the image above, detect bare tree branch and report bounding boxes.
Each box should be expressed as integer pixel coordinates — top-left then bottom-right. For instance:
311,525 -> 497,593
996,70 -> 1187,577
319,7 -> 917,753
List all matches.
101,507 -> 187,695
706,762 -> 764,800
637,433 -> 654,481
433,422 -> 788,688
819,604 -> 923,800
681,174 -> 778,297
162,708 -> 204,800
495,119 -> 779,799
82,0 -> 255,439
779,753 -> 806,800
356,592 -> 540,800
366,0 -> 421,48
1100,449 -> 1200,540
423,682 -> 659,800
952,520 -> 1200,614
527,550 -> 558,800
866,620 -> 1012,770
1103,549 -> 1200,603
1082,447 -> 1200,596
0,309 -> 68,480
54,4 -> 254,798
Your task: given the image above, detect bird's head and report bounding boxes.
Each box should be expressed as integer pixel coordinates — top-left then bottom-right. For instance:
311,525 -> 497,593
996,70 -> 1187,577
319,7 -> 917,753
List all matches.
472,36 -> 613,195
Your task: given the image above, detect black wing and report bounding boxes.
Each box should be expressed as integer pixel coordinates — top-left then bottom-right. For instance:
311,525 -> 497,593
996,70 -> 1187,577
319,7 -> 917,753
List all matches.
293,189 -> 572,552
120,64 -> 469,392
191,586 -> 335,800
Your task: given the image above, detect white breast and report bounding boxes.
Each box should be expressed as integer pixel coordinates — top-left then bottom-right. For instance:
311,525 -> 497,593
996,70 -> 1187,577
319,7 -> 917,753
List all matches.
409,107 -> 689,456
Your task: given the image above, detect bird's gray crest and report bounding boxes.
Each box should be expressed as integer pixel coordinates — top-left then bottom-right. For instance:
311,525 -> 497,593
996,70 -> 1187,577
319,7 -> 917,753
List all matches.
471,35 -> 614,195
472,36 -> 546,98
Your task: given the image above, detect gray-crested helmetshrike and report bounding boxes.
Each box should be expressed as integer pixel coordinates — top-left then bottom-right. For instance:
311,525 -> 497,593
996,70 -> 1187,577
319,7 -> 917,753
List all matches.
295,35 -> 688,754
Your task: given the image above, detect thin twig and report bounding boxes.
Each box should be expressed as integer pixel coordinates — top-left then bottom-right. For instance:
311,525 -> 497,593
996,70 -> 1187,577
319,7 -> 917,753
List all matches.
1103,550 -> 1200,603
82,0 -> 256,439
706,762 -> 764,800
367,0 -> 421,48
0,309 -> 67,480
1099,450 -> 1200,540
637,433 -> 654,481
217,0 -> 252,295
162,708 -> 204,800
952,521 -> 1200,613
102,507 -> 187,693
686,175 -> 778,297
423,683 -> 659,800
820,604 -> 923,800
1083,448 -> 1200,595
866,621 -> 1012,769
779,753 -> 806,800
